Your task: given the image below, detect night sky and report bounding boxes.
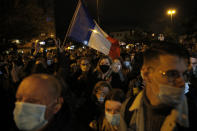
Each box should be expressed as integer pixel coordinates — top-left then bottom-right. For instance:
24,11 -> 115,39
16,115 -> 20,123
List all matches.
55,0 -> 197,39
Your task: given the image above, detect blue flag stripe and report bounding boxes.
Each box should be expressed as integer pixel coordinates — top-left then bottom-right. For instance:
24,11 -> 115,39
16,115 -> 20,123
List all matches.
67,0 -> 95,44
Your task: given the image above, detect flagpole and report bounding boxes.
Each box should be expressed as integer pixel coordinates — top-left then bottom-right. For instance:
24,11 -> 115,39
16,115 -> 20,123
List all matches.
96,0 -> 100,24
63,0 -> 81,45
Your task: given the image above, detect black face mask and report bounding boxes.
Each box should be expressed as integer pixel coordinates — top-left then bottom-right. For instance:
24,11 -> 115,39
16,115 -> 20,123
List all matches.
100,65 -> 109,73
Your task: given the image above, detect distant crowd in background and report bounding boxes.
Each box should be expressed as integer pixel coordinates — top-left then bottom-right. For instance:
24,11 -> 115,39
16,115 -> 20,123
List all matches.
1,40 -> 197,131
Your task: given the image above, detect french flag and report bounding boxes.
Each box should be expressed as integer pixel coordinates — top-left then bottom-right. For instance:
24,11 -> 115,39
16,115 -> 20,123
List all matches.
66,0 -> 120,59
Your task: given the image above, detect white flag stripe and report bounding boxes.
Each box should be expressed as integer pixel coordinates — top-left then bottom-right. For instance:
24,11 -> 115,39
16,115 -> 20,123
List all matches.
88,25 -> 111,55
94,21 -> 109,38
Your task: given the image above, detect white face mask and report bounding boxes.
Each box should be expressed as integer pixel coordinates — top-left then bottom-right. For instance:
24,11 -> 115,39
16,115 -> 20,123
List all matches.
112,63 -> 121,73
184,82 -> 190,94
13,102 -> 48,131
105,112 -> 120,126
124,61 -> 130,67
158,84 -> 185,106
47,60 -> 52,66
193,66 -> 197,77
97,96 -> 105,103
192,66 -> 197,73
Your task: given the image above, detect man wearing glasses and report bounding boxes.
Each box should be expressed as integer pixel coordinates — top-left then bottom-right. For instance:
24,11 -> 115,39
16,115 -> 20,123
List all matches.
120,42 -> 193,131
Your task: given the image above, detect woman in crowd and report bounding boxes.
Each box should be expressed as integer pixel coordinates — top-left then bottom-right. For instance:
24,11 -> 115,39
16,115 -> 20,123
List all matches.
93,56 -> 113,83
70,57 -> 96,97
90,88 -> 126,131
74,80 -> 112,131
110,57 -> 128,93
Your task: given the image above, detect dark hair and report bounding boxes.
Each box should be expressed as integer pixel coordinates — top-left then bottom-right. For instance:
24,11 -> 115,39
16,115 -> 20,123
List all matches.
190,52 -> 197,58
13,56 -> 23,66
113,57 -> 124,66
97,56 -> 113,65
79,57 -> 91,65
31,63 -> 48,74
104,88 -> 126,103
93,81 -> 112,95
143,42 -> 189,66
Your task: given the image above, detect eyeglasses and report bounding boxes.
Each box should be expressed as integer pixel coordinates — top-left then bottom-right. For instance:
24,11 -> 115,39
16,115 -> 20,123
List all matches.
81,63 -> 89,66
159,69 -> 189,82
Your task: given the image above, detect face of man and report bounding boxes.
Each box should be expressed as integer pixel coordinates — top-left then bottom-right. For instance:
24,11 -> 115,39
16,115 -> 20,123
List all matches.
105,100 -> 122,115
142,54 -> 188,106
16,77 -> 59,120
105,100 -> 122,126
80,59 -> 90,72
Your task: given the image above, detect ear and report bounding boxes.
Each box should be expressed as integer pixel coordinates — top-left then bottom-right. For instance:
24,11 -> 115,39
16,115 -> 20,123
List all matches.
141,66 -> 147,79
53,97 -> 64,114
141,66 -> 153,83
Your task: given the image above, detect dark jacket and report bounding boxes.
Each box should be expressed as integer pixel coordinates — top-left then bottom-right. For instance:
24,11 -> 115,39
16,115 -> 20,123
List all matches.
39,103 -> 73,131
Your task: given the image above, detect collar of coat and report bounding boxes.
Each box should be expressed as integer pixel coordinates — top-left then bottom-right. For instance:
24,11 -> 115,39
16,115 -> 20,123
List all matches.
129,90 -> 189,128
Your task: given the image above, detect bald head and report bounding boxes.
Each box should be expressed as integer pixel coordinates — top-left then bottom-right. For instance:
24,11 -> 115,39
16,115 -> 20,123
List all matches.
17,74 -> 62,105
15,74 -> 64,125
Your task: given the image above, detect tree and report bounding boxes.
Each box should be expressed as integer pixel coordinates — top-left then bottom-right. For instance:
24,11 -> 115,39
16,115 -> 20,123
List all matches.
0,0 -> 55,41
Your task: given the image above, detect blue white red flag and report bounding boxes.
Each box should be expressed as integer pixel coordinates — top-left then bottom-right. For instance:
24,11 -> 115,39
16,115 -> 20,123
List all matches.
66,0 -> 120,59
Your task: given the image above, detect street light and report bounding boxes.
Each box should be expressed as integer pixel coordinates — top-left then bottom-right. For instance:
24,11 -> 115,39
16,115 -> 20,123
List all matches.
167,9 -> 176,23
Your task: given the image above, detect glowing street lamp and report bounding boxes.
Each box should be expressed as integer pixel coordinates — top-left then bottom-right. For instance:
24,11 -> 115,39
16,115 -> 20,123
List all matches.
167,9 -> 176,23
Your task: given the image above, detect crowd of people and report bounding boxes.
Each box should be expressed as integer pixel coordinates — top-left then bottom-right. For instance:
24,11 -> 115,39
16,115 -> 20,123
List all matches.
1,40 -> 197,131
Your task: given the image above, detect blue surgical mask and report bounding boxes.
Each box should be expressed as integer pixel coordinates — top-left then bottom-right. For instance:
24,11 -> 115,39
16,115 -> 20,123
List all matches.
47,60 -> 52,66
13,102 -> 48,131
124,61 -> 130,67
98,96 -> 105,103
184,82 -> 190,94
158,84 -> 185,106
105,112 -> 120,126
